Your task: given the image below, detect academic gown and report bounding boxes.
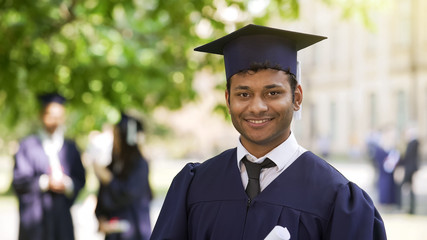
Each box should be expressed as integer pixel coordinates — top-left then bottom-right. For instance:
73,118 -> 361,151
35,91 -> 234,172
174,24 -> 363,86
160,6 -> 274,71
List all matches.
12,135 -> 86,240
401,139 -> 419,184
151,149 -> 386,240
371,143 -> 396,204
95,155 -> 152,240
397,138 -> 419,213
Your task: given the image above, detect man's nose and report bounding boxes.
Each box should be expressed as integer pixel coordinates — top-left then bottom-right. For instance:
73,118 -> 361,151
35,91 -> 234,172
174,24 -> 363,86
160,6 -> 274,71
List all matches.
248,96 -> 268,113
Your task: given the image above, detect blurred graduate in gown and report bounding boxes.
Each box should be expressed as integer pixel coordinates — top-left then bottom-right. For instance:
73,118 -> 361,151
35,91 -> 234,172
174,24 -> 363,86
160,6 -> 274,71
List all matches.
370,127 -> 400,206
12,93 -> 86,240
397,126 -> 420,214
94,113 -> 152,240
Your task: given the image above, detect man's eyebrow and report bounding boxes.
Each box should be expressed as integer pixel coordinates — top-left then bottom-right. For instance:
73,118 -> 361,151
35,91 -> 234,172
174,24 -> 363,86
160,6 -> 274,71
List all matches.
233,85 -> 250,91
264,84 -> 282,89
232,84 -> 283,91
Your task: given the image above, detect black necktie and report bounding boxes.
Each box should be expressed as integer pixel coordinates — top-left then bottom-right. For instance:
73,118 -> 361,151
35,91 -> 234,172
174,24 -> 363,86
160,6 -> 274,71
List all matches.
242,157 -> 276,199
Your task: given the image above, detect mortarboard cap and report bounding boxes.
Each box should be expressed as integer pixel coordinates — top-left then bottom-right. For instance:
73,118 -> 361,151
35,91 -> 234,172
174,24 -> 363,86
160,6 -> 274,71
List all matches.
38,93 -> 66,107
118,113 -> 144,146
194,24 -> 326,80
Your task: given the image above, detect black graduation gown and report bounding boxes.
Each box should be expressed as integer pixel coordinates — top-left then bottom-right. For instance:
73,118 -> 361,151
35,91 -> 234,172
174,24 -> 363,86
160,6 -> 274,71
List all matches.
13,135 -> 86,240
401,139 -> 419,183
95,155 -> 152,240
151,149 -> 386,240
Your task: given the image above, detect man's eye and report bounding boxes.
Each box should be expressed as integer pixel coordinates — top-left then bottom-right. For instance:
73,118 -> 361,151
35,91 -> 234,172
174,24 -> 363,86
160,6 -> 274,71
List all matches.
238,93 -> 249,97
268,91 -> 280,96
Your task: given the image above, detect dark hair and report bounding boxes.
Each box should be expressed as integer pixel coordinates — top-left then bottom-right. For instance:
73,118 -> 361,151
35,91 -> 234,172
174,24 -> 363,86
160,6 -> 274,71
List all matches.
226,62 -> 298,103
108,114 -> 144,179
37,93 -> 66,111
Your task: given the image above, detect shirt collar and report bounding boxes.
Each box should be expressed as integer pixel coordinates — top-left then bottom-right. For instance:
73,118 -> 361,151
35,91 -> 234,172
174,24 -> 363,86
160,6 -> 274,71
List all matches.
237,132 -> 301,172
38,127 -> 65,153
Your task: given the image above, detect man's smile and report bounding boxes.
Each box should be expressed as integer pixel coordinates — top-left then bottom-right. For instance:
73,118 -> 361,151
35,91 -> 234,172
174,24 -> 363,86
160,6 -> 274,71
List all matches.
245,118 -> 273,125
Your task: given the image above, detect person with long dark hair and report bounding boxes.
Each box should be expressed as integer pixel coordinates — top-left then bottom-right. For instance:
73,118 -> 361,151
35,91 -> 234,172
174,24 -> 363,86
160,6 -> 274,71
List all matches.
94,114 -> 152,240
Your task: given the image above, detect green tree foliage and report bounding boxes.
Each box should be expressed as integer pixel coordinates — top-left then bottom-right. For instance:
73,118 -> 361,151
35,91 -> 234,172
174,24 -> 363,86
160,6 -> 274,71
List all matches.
0,0 -> 380,141
0,0 -> 300,139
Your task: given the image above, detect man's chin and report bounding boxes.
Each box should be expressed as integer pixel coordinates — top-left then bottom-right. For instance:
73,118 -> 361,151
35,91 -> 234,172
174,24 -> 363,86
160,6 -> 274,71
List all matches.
45,127 -> 57,135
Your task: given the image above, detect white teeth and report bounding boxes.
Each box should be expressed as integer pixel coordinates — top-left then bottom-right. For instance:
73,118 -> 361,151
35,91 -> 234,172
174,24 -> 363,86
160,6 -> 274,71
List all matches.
249,119 -> 268,124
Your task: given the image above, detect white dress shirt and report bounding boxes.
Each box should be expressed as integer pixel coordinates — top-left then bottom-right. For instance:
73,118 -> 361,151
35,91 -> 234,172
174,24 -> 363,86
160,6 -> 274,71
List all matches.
40,128 -> 65,181
38,127 -> 74,196
237,132 -> 307,191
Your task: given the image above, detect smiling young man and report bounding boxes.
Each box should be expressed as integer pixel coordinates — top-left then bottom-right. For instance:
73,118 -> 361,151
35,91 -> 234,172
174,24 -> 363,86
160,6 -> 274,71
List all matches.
226,68 -> 301,158
151,25 -> 387,240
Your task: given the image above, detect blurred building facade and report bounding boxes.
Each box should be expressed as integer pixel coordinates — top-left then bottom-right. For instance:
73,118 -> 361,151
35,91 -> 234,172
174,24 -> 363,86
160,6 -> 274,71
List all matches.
286,0 -> 427,159
150,0 -> 427,162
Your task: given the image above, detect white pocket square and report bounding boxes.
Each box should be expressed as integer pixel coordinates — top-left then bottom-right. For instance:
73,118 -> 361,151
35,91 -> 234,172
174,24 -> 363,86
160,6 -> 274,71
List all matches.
264,225 -> 291,240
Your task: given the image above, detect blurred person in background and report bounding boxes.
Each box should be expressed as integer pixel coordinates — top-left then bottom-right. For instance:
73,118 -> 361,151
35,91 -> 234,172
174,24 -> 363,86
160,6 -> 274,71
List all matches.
94,113 -> 152,240
372,126 -> 400,208
396,126 -> 420,214
151,24 -> 386,240
366,129 -> 382,183
12,93 -> 86,240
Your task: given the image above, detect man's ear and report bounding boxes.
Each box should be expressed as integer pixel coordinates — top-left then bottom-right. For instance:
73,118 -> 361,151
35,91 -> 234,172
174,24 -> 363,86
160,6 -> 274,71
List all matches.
293,85 -> 303,111
225,90 -> 231,112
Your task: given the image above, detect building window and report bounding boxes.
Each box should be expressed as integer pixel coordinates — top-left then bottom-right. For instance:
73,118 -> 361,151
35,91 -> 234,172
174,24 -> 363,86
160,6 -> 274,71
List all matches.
309,103 -> 318,140
397,90 -> 407,134
393,1 -> 411,49
330,101 -> 336,140
369,93 -> 377,129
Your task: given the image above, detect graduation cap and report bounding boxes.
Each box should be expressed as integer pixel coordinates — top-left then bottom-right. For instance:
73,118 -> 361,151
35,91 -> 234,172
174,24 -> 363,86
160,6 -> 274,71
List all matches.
195,24 -> 327,120
118,113 -> 144,146
194,24 -> 327,80
38,93 -> 66,107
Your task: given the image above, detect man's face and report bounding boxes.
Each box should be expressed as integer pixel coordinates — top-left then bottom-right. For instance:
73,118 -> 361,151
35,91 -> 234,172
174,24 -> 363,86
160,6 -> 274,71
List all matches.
41,102 -> 66,134
225,69 -> 302,156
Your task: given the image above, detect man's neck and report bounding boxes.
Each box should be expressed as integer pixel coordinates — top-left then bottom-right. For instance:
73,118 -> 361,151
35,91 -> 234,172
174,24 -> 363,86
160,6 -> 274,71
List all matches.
39,126 -> 64,140
239,133 -> 291,158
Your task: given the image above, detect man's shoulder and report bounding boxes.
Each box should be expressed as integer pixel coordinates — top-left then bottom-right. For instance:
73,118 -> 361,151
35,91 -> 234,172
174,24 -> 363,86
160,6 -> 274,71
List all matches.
183,148 -> 237,181
196,148 -> 237,169
19,135 -> 40,146
293,151 -> 350,186
206,148 -> 237,161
